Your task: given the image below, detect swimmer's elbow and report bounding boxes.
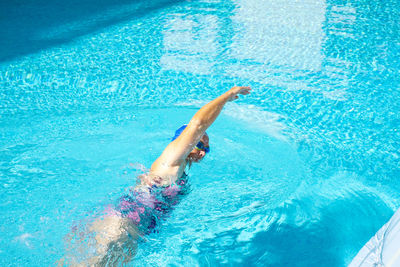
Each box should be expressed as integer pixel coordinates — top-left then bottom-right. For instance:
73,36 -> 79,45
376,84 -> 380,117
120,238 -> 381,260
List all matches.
188,119 -> 210,135
191,117 -> 203,125
188,118 -> 205,129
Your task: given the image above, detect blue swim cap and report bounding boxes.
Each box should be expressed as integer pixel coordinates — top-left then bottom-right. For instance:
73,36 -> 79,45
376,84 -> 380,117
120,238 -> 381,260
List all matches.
171,125 -> 187,141
171,124 -> 210,153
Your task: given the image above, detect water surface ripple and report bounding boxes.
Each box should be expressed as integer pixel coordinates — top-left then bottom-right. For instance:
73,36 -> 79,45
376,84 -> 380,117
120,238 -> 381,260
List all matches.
0,0 -> 399,266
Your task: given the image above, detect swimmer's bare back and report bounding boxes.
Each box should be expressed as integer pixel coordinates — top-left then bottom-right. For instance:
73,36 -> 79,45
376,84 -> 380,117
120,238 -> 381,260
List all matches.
60,86 -> 251,266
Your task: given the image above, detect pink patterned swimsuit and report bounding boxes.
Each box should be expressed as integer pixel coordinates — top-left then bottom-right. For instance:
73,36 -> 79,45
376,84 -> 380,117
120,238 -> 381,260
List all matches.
116,173 -> 189,234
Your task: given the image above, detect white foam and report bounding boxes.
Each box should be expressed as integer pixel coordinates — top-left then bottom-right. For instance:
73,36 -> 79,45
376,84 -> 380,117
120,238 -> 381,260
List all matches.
14,233 -> 34,249
174,101 -> 289,141
223,103 -> 289,141
174,101 -> 289,140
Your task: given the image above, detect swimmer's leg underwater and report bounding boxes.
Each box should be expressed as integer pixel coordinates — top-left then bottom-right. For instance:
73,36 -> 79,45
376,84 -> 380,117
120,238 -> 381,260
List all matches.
60,214 -> 140,266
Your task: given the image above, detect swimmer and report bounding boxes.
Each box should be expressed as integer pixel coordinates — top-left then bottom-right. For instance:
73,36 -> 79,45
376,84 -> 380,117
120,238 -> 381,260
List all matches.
61,86 -> 251,266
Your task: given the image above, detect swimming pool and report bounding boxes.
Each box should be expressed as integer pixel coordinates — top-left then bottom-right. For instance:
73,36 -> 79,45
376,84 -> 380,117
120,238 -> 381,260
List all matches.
0,0 -> 399,265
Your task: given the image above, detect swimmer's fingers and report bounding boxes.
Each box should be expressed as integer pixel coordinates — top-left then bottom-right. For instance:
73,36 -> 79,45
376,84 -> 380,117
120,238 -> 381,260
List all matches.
236,86 -> 251,95
228,86 -> 251,101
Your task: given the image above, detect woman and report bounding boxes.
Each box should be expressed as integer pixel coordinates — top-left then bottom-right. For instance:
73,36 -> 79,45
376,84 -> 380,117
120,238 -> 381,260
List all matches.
63,86 -> 251,266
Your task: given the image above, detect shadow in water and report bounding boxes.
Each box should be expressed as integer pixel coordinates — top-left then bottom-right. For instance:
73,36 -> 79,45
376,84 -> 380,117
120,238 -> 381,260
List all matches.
195,191 -> 393,267
0,0 -> 183,62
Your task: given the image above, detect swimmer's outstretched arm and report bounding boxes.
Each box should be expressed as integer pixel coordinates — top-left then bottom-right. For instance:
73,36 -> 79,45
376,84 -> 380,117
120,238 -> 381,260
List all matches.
189,86 -> 251,133
153,86 -> 251,168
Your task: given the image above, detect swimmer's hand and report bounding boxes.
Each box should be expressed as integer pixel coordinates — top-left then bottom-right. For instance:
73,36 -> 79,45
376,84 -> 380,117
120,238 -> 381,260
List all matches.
227,86 -> 251,101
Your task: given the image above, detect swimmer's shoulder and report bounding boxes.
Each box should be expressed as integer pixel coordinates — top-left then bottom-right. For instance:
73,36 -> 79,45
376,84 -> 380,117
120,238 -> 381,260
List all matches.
150,159 -> 184,179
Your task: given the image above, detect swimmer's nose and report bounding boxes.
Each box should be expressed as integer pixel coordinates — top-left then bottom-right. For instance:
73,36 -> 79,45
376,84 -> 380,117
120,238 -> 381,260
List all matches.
199,150 -> 206,158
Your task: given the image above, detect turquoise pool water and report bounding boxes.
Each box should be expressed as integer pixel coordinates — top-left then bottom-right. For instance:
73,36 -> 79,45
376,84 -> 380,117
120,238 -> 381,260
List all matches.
1,0 -> 399,266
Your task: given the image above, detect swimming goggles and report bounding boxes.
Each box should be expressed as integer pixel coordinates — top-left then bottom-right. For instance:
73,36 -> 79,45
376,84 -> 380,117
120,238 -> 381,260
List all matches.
195,141 -> 210,153
172,124 -> 210,153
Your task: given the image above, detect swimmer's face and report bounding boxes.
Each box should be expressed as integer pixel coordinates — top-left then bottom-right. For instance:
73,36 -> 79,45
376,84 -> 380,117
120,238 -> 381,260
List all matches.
188,134 -> 209,163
